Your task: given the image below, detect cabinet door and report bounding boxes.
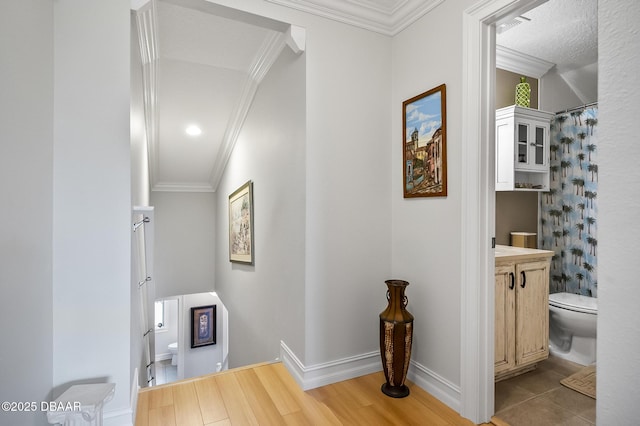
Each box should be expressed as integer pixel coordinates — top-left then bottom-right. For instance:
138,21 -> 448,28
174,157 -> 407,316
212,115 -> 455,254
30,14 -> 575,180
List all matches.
531,124 -> 548,168
515,121 -> 530,167
515,118 -> 549,171
495,263 -> 516,375
496,117 -> 515,191
515,260 -> 550,366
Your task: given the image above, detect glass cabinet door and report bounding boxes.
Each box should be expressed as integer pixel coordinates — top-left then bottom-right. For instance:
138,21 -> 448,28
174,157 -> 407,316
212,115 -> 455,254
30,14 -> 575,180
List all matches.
517,123 -> 528,164
534,126 -> 546,166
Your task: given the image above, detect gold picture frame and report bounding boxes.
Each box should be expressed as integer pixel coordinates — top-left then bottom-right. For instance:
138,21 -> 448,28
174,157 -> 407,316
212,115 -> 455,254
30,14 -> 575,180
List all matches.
228,180 -> 254,264
403,84 -> 448,198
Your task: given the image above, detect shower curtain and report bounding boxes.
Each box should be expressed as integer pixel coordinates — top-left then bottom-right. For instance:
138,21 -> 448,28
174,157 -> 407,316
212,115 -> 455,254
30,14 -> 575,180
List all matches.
540,106 -> 598,297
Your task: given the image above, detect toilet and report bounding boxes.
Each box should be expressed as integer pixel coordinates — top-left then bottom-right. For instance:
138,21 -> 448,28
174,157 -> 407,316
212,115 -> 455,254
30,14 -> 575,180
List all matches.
168,342 -> 178,366
548,292 -> 597,366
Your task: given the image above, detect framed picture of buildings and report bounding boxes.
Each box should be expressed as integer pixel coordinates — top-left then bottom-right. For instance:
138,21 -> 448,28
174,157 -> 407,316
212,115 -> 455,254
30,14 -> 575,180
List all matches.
229,180 -> 254,264
191,305 -> 216,348
403,84 -> 447,198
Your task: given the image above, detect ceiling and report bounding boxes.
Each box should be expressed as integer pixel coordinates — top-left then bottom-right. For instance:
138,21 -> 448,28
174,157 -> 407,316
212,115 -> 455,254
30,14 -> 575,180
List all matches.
133,0 -> 596,192
154,2 -> 273,191
496,0 -> 598,102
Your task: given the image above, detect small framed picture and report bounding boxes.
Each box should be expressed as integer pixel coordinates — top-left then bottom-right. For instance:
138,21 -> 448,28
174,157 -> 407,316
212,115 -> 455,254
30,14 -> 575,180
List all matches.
229,181 -> 254,264
403,84 -> 448,198
191,305 -> 216,348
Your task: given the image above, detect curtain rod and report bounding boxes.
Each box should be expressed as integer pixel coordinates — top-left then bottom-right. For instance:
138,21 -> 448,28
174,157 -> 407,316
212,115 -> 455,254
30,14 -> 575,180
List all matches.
555,101 -> 598,115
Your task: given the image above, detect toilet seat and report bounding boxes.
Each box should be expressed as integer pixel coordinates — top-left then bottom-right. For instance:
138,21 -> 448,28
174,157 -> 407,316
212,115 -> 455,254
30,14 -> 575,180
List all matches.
168,342 -> 178,350
549,292 -> 597,315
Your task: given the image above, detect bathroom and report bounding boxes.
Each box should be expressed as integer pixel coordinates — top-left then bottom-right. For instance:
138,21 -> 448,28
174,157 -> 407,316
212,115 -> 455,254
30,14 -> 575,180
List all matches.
153,292 -> 229,385
493,0 -> 597,424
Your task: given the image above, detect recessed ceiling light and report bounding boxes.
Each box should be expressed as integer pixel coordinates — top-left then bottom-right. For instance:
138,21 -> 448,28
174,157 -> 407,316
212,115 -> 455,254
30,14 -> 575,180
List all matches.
185,125 -> 202,136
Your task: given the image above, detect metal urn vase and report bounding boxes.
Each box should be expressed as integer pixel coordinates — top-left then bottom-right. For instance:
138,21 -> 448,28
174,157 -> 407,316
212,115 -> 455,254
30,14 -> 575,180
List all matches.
379,279 -> 414,398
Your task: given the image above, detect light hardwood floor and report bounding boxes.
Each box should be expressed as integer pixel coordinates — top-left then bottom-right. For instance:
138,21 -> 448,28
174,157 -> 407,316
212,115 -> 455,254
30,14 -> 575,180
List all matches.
135,362 -> 494,425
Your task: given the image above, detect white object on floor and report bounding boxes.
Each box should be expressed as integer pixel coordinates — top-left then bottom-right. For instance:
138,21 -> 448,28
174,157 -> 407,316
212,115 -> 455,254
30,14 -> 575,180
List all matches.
46,383 -> 115,426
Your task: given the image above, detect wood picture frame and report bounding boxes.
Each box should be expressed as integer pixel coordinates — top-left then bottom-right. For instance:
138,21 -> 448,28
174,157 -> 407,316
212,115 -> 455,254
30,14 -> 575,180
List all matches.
229,180 -> 254,264
403,84 -> 448,198
191,305 -> 216,348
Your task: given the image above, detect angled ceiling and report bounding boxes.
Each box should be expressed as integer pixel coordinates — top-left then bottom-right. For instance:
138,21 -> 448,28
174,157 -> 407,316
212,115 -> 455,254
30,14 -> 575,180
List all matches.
132,0 -> 596,193
133,0 -> 300,192
497,0 -> 598,102
155,2 -> 272,191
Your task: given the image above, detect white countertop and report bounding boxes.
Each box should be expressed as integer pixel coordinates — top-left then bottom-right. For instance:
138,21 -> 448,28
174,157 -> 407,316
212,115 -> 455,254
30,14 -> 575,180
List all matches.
495,244 -> 554,262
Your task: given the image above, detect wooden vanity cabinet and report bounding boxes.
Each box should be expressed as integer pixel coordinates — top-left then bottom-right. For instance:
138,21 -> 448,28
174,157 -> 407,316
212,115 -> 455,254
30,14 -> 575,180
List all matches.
495,248 -> 552,381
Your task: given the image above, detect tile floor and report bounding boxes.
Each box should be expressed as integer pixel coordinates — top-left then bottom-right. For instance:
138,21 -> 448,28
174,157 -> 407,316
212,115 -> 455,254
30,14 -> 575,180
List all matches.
154,359 -> 177,385
494,355 -> 596,425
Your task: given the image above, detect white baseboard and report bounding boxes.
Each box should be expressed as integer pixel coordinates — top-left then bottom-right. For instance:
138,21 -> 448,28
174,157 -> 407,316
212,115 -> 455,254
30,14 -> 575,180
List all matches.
408,360 -> 461,413
104,407 -> 134,426
280,341 -> 381,390
280,340 -> 462,413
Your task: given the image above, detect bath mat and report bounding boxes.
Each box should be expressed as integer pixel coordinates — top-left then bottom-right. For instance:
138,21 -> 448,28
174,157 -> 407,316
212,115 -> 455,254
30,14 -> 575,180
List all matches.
561,364 -> 596,399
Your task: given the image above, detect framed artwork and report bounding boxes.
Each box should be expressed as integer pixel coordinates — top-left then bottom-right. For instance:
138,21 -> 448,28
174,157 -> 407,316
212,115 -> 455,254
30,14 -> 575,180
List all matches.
229,180 -> 254,264
403,84 -> 448,198
191,305 -> 216,348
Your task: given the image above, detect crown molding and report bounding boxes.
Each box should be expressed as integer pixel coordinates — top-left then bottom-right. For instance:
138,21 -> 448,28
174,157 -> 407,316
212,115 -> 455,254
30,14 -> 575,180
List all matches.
285,25 -> 306,55
209,31 -> 287,190
135,1 -> 160,192
152,182 -> 216,192
496,44 -> 555,78
265,0 -> 445,36
131,0 -> 150,11
249,31 -> 288,85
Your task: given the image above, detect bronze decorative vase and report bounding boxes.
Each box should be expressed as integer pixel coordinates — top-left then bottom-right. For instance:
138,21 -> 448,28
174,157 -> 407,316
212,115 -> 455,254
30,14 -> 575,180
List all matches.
379,279 -> 414,398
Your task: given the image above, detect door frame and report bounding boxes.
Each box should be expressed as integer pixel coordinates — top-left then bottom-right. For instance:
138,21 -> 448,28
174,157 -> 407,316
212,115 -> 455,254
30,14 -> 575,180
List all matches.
460,0 -> 548,422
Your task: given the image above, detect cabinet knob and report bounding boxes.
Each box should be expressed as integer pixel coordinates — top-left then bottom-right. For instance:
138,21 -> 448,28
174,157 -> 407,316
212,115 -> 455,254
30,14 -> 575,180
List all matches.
520,271 -> 526,288
509,272 -> 515,290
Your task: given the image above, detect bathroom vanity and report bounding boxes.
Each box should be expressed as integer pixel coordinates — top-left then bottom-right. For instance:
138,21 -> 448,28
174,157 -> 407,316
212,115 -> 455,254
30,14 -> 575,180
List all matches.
495,245 -> 553,381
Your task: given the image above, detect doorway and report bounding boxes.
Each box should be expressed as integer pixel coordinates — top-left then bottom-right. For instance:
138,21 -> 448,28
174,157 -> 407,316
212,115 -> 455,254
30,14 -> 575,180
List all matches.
460,0 -> 546,423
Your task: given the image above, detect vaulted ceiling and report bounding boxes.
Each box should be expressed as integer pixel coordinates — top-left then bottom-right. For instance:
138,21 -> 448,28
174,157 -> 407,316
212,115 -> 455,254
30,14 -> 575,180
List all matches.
132,0 -> 596,193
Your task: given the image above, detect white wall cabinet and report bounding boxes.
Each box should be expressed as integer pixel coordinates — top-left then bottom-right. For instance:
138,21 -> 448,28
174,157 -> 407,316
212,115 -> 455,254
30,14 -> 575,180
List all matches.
495,246 -> 553,380
496,105 -> 554,191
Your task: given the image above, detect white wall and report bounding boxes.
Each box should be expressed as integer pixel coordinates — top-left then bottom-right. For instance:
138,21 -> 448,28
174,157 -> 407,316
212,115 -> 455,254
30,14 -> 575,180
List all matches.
302,15 -> 392,367
181,293 -> 225,379
209,0 -> 392,371
597,0 -> 640,423
215,46 -> 307,368
539,68 -> 584,113
391,0 -> 475,389
52,1 -> 132,423
0,1 -> 54,425
151,192 -> 216,299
